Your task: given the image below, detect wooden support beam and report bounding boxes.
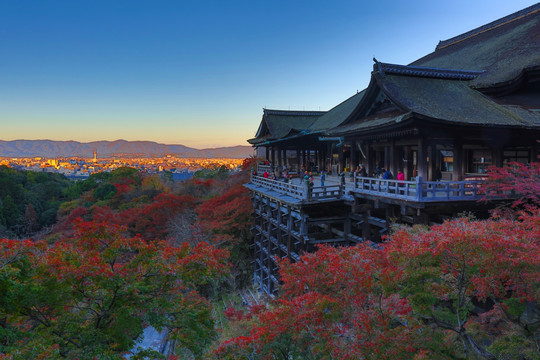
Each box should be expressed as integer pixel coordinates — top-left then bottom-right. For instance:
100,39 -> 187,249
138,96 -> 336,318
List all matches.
417,137 -> 428,180
453,139 -> 463,181
429,143 -> 437,181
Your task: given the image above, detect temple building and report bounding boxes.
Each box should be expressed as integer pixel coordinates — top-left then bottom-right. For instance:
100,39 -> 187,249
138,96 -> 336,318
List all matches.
246,4 -> 540,295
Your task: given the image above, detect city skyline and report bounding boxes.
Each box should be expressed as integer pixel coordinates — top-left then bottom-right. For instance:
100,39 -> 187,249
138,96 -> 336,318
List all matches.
1,0 -> 537,148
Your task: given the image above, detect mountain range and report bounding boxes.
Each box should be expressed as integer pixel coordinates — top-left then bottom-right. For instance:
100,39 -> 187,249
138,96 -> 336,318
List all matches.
0,140 -> 254,159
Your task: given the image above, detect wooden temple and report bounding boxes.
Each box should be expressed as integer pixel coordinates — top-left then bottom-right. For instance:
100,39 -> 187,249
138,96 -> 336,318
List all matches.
245,4 -> 540,295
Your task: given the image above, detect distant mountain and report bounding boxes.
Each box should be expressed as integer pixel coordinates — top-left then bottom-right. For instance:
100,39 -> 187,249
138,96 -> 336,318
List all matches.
0,140 -> 254,159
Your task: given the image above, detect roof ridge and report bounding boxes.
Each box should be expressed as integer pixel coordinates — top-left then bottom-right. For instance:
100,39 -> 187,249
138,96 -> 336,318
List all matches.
436,3 -> 540,50
374,61 -> 484,80
263,109 -> 326,116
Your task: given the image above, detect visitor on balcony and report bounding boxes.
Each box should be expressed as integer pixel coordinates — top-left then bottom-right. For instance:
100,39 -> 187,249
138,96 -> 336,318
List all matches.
382,168 -> 393,180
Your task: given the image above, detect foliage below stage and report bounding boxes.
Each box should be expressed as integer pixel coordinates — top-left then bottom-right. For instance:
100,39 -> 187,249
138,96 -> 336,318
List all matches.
0,160 -> 539,359
0,220 -> 229,359
0,159 -> 256,359
213,162 -> 540,360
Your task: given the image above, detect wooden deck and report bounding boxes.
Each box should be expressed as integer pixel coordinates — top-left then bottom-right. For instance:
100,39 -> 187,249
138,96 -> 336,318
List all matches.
249,174 -> 488,204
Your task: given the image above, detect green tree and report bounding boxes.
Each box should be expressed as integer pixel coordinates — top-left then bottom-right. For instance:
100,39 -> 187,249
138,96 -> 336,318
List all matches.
0,220 -> 230,359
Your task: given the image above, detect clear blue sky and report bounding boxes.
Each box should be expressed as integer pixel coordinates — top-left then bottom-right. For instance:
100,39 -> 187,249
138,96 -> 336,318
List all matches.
0,0 -> 536,148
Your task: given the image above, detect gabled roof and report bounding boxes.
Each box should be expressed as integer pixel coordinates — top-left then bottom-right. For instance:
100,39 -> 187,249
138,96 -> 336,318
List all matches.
375,72 -> 540,127
307,90 -> 365,132
327,61 -> 540,136
411,3 -> 540,88
248,109 -> 325,145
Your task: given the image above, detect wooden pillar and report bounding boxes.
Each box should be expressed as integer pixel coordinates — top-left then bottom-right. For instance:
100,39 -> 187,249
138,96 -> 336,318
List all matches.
493,147 -> 503,168
350,140 -> 357,170
277,148 -> 282,169
405,146 -> 413,180
287,206 -> 292,260
339,146 -> 345,174
417,137 -> 428,180
429,143 -> 437,181
453,139 -> 463,181
296,148 -> 301,173
344,209 -> 351,243
282,149 -> 287,168
276,202 -> 282,245
271,147 -> 276,169
302,149 -> 307,172
359,204 -> 371,241
390,139 -> 397,175
366,142 -> 373,177
531,144 -> 538,163
265,147 -> 269,162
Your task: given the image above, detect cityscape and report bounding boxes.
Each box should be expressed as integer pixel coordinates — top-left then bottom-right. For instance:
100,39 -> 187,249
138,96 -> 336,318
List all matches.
0,153 -> 244,179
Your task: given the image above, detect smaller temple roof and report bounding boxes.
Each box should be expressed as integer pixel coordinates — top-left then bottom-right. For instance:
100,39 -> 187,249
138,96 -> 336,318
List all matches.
247,109 -> 325,145
307,90 -> 366,132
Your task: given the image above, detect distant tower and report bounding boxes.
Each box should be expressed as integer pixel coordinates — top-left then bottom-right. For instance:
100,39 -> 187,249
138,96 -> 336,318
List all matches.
93,149 -> 97,163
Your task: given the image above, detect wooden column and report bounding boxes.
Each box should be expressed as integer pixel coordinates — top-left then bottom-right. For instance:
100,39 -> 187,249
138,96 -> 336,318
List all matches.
265,147 -> 269,162
493,147 -> 503,168
339,146 -> 345,174
417,137 -> 428,180
277,147 -> 282,169
271,147 -> 276,169
453,139 -> 463,181
366,142 -> 373,177
405,146 -> 413,180
287,205 -> 292,260
531,144 -> 538,163
296,148 -> 301,173
350,140 -> 357,170
282,149 -> 287,168
390,139 -> 397,175
429,143 -> 437,181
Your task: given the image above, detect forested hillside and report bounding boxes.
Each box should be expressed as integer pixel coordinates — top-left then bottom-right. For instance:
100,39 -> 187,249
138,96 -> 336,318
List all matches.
0,160 -> 255,359
0,161 -> 539,360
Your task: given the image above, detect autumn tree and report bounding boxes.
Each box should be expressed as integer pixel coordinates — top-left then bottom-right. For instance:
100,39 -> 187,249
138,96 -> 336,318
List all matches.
387,213 -> 540,359
0,220 -> 230,359
215,244 -> 433,360
482,161 -> 540,213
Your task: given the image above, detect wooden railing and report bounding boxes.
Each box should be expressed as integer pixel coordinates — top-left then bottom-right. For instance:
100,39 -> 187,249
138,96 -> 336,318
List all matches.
250,174 -> 486,203
251,175 -> 343,201
257,164 -> 274,174
353,176 -> 484,202
251,175 -> 304,199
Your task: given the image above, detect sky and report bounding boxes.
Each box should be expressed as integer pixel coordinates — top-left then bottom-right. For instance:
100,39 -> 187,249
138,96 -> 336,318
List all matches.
0,0 -> 537,148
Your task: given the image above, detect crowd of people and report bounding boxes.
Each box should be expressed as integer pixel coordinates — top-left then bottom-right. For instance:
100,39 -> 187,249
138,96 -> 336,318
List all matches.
253,162 -> 408,187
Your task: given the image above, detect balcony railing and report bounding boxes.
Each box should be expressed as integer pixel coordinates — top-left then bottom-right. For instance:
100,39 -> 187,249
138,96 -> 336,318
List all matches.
353,176 -> 484,202
250,173 -> 488,203
251,175 -> 343,201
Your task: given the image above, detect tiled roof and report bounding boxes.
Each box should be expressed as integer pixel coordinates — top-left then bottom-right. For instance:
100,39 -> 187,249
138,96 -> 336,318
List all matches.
411,3 -> 540,88
374,61 -> 484,80
375,73 -> 540,127
307,90 -> 366,132
249,109 -> 325,145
